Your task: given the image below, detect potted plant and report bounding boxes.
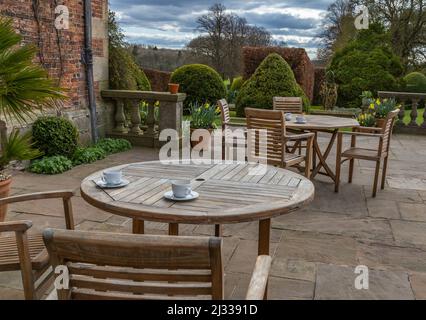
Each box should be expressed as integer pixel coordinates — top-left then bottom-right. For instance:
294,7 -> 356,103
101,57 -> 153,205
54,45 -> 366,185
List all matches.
357,112 -> 376,128
0,131 -> 42,221
189,102 -> 219,148
168,83 -> 180,94
0,17 -> 65,221
360,91 -> 374,111
370,98 -> 398,128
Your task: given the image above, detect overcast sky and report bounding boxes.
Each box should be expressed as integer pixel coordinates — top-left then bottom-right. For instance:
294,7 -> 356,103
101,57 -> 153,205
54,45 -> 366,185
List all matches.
109,0 -> 334,58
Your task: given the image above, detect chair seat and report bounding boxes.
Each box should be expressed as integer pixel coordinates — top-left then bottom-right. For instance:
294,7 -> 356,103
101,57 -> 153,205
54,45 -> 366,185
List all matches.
342,147 -> 381,160
0,233 -> 49,272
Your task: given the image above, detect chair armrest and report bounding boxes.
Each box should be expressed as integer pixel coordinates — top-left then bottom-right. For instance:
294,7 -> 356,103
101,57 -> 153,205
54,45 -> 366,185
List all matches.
0,190 -> 76,230
339,131 -> 383,138
355,126 -> 382,133
0,190 -> 75,206
285,132 -> 315,141
246,255 -> 272,300
0,220 -> 32,232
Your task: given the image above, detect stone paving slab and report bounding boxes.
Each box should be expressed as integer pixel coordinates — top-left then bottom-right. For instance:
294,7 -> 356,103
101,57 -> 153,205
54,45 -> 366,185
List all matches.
315,264 -> 414,300
1,135 -> 426,300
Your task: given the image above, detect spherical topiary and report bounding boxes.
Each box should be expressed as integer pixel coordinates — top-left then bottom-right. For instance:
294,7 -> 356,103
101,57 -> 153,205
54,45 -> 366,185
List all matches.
231,76 -> 244,91
404,72 -> 426,93
170,64 -> 226,111
235,53 -> 309,117
32,116 -> 79,158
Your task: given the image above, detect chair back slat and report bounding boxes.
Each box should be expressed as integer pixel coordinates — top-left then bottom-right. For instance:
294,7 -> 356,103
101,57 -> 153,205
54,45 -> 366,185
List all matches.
218,99 -> 231,125
380,109 -> 399,152
245,108 -> 287,166
43,229 -> 223,300
273,97 -> 303,114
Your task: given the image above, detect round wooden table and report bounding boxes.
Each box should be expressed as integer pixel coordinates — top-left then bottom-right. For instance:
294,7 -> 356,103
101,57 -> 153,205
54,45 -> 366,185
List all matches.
286,115 -> 359,182
81,161 -> 315,256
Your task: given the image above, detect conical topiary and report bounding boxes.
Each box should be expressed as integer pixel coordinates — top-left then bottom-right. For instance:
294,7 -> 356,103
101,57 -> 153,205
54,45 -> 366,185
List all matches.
235,53 -> 309,116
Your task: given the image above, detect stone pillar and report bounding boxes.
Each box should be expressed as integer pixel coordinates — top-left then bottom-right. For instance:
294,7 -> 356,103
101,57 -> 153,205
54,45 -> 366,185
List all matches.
159,93 -> 186,140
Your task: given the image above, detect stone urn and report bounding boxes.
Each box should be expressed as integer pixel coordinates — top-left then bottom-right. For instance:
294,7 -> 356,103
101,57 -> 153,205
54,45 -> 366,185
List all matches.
0,178 -> 12,222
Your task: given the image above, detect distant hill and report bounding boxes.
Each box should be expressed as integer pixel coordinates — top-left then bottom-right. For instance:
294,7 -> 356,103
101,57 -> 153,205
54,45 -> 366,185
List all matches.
132,45 -> 209,72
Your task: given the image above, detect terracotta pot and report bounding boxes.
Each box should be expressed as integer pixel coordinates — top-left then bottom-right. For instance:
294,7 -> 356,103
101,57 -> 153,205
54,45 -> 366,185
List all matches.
0,178 -> 12,222
376,118 -> 386,128
190,128 -> 214,149
168,83 -> 179,94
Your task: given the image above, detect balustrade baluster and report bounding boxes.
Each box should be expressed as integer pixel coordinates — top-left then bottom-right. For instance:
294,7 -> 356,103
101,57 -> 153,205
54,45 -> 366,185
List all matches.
113,99 -> 127,133
409,99 -> 418,126
146,100 -> 156,135
129,99 -> 142,135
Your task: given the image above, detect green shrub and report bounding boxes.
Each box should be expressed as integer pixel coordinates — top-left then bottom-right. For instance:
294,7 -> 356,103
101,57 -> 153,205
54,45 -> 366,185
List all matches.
230,76 -> 244,91
170,64 -> 226,112
328,24 -> 403,109
108,11 -> 151,91
96,138 -> 131,154
29,156 -> 73,174
235,53 -> 309,117
32,117 -> 79,158
72,147 -> 106,166
404,72 -> 426,93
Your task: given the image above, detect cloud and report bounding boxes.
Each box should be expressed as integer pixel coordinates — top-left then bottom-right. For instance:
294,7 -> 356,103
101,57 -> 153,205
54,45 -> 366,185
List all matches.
110,0 -> 334,58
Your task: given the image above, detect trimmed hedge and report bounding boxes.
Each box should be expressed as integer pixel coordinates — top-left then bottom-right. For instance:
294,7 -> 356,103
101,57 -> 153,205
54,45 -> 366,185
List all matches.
404,72 -> 426,93
143,68 -> 171,92
170,64 -> 226,111
236,53 -> 310,117
32,116 -> 79,159
242,47 -> 315,101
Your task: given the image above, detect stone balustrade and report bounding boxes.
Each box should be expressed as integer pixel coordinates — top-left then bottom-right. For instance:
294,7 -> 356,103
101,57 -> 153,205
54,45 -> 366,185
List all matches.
378,91 -> 426,135
101,90 -> 186,147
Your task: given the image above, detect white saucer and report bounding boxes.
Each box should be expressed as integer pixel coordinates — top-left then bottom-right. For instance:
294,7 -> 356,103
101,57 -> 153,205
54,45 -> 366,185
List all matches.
95,178 -> 130,189
295,120 -> 307,124
164,191 -> 199,201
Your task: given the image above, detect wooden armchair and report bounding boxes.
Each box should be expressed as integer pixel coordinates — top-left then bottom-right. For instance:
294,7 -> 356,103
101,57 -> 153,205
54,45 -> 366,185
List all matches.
245,108 -> 314,178
335,109 -> 400,197
273,97 -> 303,114
0,190 -> 75,299
43,229 -> 272,300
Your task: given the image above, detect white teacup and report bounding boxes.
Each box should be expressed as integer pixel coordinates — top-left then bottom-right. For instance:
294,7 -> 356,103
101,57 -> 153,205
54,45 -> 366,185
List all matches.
103,170 -> 122,185
171,180 -> 192,198
296,115 -> 306,123
285,113 -> 292,121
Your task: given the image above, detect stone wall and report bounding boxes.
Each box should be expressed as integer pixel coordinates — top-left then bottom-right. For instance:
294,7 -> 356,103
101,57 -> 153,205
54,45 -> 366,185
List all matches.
0,0 -> 110,144
242,47 -> 315,102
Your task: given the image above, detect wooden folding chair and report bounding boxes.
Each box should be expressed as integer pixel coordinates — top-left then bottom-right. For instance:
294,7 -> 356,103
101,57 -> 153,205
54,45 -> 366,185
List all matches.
43,229 -> 272,300
0,190 -> 75,299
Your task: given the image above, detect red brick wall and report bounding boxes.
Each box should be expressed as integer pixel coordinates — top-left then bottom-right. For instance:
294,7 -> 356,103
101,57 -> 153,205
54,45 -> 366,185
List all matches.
143,68 -> 172,92
0,0 -> 107,110
242,47 -> 315,102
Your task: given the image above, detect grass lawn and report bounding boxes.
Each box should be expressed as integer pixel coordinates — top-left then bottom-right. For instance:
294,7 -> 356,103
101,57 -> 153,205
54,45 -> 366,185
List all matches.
403,108 -> 424,125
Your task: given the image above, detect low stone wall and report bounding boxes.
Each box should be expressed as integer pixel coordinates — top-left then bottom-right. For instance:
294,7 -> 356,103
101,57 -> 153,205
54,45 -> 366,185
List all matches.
242,47 -> 315,102
143,68 -> 172,92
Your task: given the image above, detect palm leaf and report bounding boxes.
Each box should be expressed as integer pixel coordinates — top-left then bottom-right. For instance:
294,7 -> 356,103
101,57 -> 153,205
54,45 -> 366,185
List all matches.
0,130 -> 43,170
0,17 -> 67,123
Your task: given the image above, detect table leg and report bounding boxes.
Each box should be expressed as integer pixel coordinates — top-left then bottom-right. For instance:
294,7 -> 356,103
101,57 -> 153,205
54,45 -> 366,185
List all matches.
132,219 -> 144,234
258,218 -> 271,300
311,129 -> 338,181
169,223 -> 179,235
258,219 -> 271,255
215,224 -> 222,237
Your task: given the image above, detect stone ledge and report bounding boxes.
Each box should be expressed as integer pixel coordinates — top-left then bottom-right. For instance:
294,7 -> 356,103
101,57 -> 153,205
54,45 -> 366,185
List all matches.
101,90 -> 186,103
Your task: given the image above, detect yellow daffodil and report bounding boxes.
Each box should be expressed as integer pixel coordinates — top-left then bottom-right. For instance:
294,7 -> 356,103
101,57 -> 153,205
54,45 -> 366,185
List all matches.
369,103 -> 375,109
376,99 -> 381,105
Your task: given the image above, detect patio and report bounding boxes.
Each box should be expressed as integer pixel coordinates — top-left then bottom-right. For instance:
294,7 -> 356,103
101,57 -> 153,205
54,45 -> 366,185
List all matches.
1,132 -> 426,300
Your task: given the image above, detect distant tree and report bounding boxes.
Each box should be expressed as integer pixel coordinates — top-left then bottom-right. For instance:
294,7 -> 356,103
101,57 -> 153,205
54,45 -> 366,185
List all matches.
317,0 -> 357,62
188,3 -> 272,78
